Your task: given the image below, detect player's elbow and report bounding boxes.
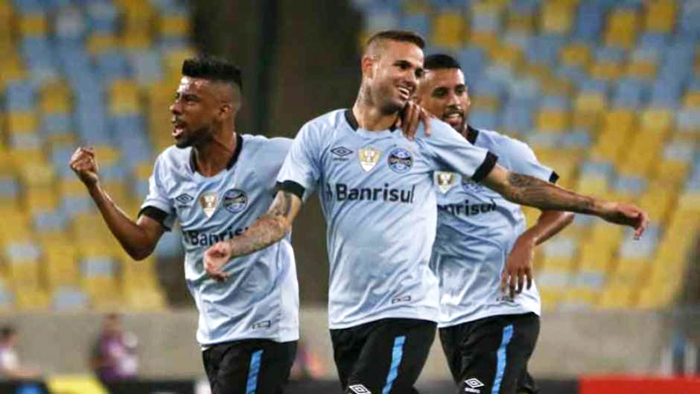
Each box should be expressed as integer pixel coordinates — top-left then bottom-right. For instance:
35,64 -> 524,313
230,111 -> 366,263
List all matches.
562,211 -> 576,225
125,245 -> 154,261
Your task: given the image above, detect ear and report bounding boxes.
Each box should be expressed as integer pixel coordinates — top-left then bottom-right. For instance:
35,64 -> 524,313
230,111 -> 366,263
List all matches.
361,55 -> 375,80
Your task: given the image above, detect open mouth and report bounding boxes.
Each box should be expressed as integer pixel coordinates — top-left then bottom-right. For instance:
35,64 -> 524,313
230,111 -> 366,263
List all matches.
171,120 -> 186,138
443,111 -> 463,127
397,86 -> 411,101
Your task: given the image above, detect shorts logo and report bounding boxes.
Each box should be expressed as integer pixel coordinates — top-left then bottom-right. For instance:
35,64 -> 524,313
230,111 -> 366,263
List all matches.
435,171 -> 456,194
222,189 -> 247,213
464,378 -> 484,393
387,148 -> 413,173
175,193 -> 194,205
348,384 -> 371,394
358,147 -> 381,172
199,192 -> 218,218
331,146 -> 353,161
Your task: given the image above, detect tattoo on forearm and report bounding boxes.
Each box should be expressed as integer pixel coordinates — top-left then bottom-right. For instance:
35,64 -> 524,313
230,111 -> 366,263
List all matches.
228,191 -> 295,257
506,173 -> 596,214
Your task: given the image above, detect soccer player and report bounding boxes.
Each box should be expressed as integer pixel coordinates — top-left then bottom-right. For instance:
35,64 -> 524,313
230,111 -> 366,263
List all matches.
69,57 -> 299,394
203,31 -> 647,394
417,53 -> 574,394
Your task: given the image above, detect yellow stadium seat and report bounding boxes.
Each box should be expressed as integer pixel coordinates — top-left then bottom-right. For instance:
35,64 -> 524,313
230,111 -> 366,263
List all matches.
540,77 -> 574,96
640,108 -> 673,134
577,242 -> 614,273
505,13 -> 534,33
58,178 -> 88,198
574,175 -> 609,196
535,109 -> 569,132
625,60 -> 657,80
402,0 -> 430,14
40,82 -> 72,114
24,187 -> 58,213
8,112 -> 38,135
92,144 -> 121,167
571,110 -> 601,131
574,92 -> 606,114
0,212 -> 31,242
560,43 -> 591,69
684,92 -> 700,109
0,56 -> 26,87
17,164 -> 54,188
610,259 -> 649,285
644,1 -> 676,33
101,181 -> 130,205
562,287 -> 599,307
8,259 -> 41,289
72,215 -> 113,244
122,31 -> 152,50
45,253 -> 79,288
15,288 -> 50,310
490,45 -> 522,70
604,9 -> 639,49
652,160 -> 690,185
133,161 -> 154,181
598,284 -> 635,309
468,31 -> 499,54
540,3 -> 575,34
19,13 -> 47,36
159,14 -> 190,38
638,186 -> 675,223
589,62 -> 623,81
163,48 -> 196,80
471,96 -> 500,112
86,33 -> 118,55
109,79 -> 141,115
604,109 -> 636,131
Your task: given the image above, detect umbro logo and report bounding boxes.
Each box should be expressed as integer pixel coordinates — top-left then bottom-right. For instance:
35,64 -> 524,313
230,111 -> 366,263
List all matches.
348,384 -> 371,394
331,146 -> 353,163
331,146 -> 353,157
175,193 -> 194,204
464,378 -> 484,393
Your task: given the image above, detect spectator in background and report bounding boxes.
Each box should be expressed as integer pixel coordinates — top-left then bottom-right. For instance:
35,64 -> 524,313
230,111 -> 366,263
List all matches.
90,314 -> 138,383
0,325 -> 40,380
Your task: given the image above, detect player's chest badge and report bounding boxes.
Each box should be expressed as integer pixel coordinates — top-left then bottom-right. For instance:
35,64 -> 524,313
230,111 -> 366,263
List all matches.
199,191 -> 219,218
435,172 -> 456,194
358,146 -> 381,172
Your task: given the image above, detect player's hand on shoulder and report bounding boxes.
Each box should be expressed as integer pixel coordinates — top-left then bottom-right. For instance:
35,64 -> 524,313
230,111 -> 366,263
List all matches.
69,146 -> 100,187
600,201 -> 649,240
398,101 -> 434,141
203,241 -> 232,282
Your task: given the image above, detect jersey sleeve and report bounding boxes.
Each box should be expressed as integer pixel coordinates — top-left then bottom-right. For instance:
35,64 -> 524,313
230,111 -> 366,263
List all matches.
276,121 -> 322,199
139,154 -> 177,230
418,119 -> 498,183
501,138 -> 559,183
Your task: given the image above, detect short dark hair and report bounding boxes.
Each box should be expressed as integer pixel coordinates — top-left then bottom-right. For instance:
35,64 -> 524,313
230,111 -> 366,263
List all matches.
182,56 -> 243,91
424,54 -> 462,71
366,30 -> 426,50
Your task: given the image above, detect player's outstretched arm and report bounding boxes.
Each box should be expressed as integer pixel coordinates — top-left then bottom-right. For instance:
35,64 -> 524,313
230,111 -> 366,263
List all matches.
502,210 -> 575,298
69,147 -> 164,260
482,164 -> 648,239
203,190 -> 302,281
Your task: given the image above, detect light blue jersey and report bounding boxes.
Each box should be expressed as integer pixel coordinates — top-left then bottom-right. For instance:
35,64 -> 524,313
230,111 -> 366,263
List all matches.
431,126 -> 557,327
276,110 -> 497,329
141,134 -> 299,345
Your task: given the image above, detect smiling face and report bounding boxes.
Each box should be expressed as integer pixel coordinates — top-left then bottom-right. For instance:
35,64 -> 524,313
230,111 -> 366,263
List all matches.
417,67 -> 471,133
364,40 -> 425,115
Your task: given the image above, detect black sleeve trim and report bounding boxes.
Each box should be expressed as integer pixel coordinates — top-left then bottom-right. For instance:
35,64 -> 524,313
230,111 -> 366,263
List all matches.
138,206 -> 171,231
275,180 -> 305,200
472,152 -> 498,183
549,171 -> 560,184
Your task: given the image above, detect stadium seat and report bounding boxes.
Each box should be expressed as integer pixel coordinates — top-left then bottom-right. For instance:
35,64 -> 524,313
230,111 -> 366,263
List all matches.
604,8 -> 639,49
644,0 -> 676,33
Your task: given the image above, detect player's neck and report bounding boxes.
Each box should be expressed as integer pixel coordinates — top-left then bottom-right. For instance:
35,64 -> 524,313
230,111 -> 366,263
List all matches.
193,129 -> 238,177
352,101 -> 398,131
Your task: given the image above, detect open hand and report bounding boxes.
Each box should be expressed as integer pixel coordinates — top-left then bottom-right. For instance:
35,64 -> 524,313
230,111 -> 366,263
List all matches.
501,236 -> 535,299
203,241 -> 232,282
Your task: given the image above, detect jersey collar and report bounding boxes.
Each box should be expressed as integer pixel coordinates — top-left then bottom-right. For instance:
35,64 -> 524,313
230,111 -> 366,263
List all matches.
466,124 -> 479,144
189,134 -> 244,174
344,109 -> 398,132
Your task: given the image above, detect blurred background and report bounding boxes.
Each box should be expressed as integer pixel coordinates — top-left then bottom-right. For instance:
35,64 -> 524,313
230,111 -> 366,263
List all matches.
0,0 -> 699,393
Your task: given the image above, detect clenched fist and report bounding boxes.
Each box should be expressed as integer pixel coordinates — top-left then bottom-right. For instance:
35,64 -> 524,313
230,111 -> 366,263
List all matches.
69,147 -> 100,187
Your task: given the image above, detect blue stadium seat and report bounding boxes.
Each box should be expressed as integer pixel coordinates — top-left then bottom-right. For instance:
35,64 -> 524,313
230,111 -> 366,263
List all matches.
507,78 -> 541,102
6,241 -> 42,263
613,176 -> 648,194
619,226 -> 660,259
82,257 -> 115,276
556,65 -> 588,86
55,7 -> 86,41
561,131 -> 592,148
128,50 -> 164,86
502,104 -> 535,132
579,78 -> 609,94
61,195 -> 95,218
650,80 -> 683,108
86,1 -> 119,34
41,113 -> 73,137
364,7 -> 400,32
12,0 -> 45,13
573,2 -> 605,42
0,177 -> 20,200
468,110 -> 498,131
509,0 -> 540,15
540,95 -> 570,111
526,34 -> 566,66
52,286 -> 89,311
581,160 -> 615,179
399,14 -> 430,40
639,32 -> 669,53
456,47 -> 486,82
6,81 -> 36,111
95,50 -> 131,84
613,78 -> 648,109
33,211 -> 68,233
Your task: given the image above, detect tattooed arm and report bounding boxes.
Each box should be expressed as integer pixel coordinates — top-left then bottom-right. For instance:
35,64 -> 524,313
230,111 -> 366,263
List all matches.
203,190 -> 302,281
482,164 -> 648,238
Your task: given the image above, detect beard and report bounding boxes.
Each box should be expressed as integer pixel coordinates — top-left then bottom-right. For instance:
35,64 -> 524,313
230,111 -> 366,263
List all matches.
175,125 -> 210,149
374,83 -> 406,115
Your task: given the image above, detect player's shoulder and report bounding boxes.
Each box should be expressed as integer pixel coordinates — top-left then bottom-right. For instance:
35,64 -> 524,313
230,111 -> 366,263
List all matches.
300,109 -> 347,134
241,134 -> 292,150
476,127 -> 535,159
156,145 -> 191,168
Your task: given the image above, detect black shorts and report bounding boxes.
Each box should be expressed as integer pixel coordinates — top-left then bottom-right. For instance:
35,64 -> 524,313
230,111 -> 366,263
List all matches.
202,339 -> 297,394
439,313 -> 540,394
330,318 -> 437,394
